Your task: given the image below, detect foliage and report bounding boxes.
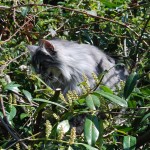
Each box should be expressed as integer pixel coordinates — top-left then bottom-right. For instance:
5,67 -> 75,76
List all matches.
0,0 -> 150,149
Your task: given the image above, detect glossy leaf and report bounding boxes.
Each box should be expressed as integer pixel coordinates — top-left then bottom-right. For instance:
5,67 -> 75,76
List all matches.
68,146 -> 73,150
124,72 -> 138,99
100,85 -> 113,94
86,94 -> 100,110
22,90 -> 32,102
10,106 -> 17,120
141,113 -> 150,123
7,106 -> 17,121
140,85 -> 150,96
94,90 -> 128,107
21,7 -> 30,16
4,82 -> 20,93
123,135 -> 136,150
100,0 -> 121,8
97,119 -> 104,148
33,98 -> 67,110
20,113 -> 29,120
84,115 -> 99,146
128,100 -> 137,108
57,120 -> 70,133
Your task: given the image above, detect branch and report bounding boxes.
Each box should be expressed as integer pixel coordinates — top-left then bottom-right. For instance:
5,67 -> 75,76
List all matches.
0,3 -> 148,46
135,15 -> 150,61
0,51 -> 28,75
0,16 -> 34,45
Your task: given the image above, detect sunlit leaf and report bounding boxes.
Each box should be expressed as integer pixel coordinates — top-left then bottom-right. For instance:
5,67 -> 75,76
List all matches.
100,0 -> 121,8
97,119 -> 104,148
94,90 -> 127,107
86,10 -> 97,16
123,135 -> 136,150
20,113 -> 29,120
84,115 -> 99,146
141,113 -> 150,123
22,90 -> 32,102
33,98 -> 67,110
68,146 -> 73,150
100,85 -> 113,94
86,94 -> 100,110
21,7 -> 30,16
140,85 -> 150,96
4,82 -> 21,93
7,106 -> 16,121
57,120 -> 70,133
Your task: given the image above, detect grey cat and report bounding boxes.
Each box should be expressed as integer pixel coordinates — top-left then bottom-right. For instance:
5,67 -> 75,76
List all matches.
27,39 -> 128,95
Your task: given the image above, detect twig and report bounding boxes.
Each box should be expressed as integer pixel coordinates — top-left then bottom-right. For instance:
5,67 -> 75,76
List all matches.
103,130 -> 116,137
0,19 -> 33,45
1,3 -> 148,46
5,132 -> 40,150
44,0 -> 83,38
56,22 -> 130,38
0,51 -> 28,75
0,96 -> 7,119
135,15 -> 150,63
117,1 -> 150,15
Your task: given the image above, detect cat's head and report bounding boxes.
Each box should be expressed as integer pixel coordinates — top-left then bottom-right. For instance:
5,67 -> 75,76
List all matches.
27,39 -> 61,82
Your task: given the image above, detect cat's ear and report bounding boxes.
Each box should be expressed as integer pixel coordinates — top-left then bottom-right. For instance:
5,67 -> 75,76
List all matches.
27,45 -> 38,56
39,39 -> 56,55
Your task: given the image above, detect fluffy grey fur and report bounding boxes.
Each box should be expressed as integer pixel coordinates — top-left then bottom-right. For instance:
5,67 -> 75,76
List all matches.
27,39 -> 128,95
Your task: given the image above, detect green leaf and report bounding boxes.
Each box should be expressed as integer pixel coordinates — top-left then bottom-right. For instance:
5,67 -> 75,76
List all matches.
33,98 -> 67,110
86,94 -> 100,110
32,75 -> 53,92
124,72 -> 138,99
4,82 -> 21,93
100,85 -> 113,94
68,146 -> 73,150
33,102 -> 47,118
22,90 -> 32,102
21,7 -> 30,16
128,100 -> 137,108
86,10 -> 97,16
94,90 -> 128,107
75,143 -> 98,150
77,98 -> 85,105
97,119 -> 104,148
123,135 -> 136,150
57,120 -> 70,133
115,126 -> 133,133
7,106 -> 16,121
141,113 -> 150,123
0,111 -> 3,117
84,115 -> 99,146
100,0 -> 121,8
20,113 -> 29,120
140,85 -> 150,96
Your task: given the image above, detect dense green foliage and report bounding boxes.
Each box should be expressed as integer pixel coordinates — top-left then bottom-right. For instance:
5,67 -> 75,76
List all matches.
0,0 -> 150,149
